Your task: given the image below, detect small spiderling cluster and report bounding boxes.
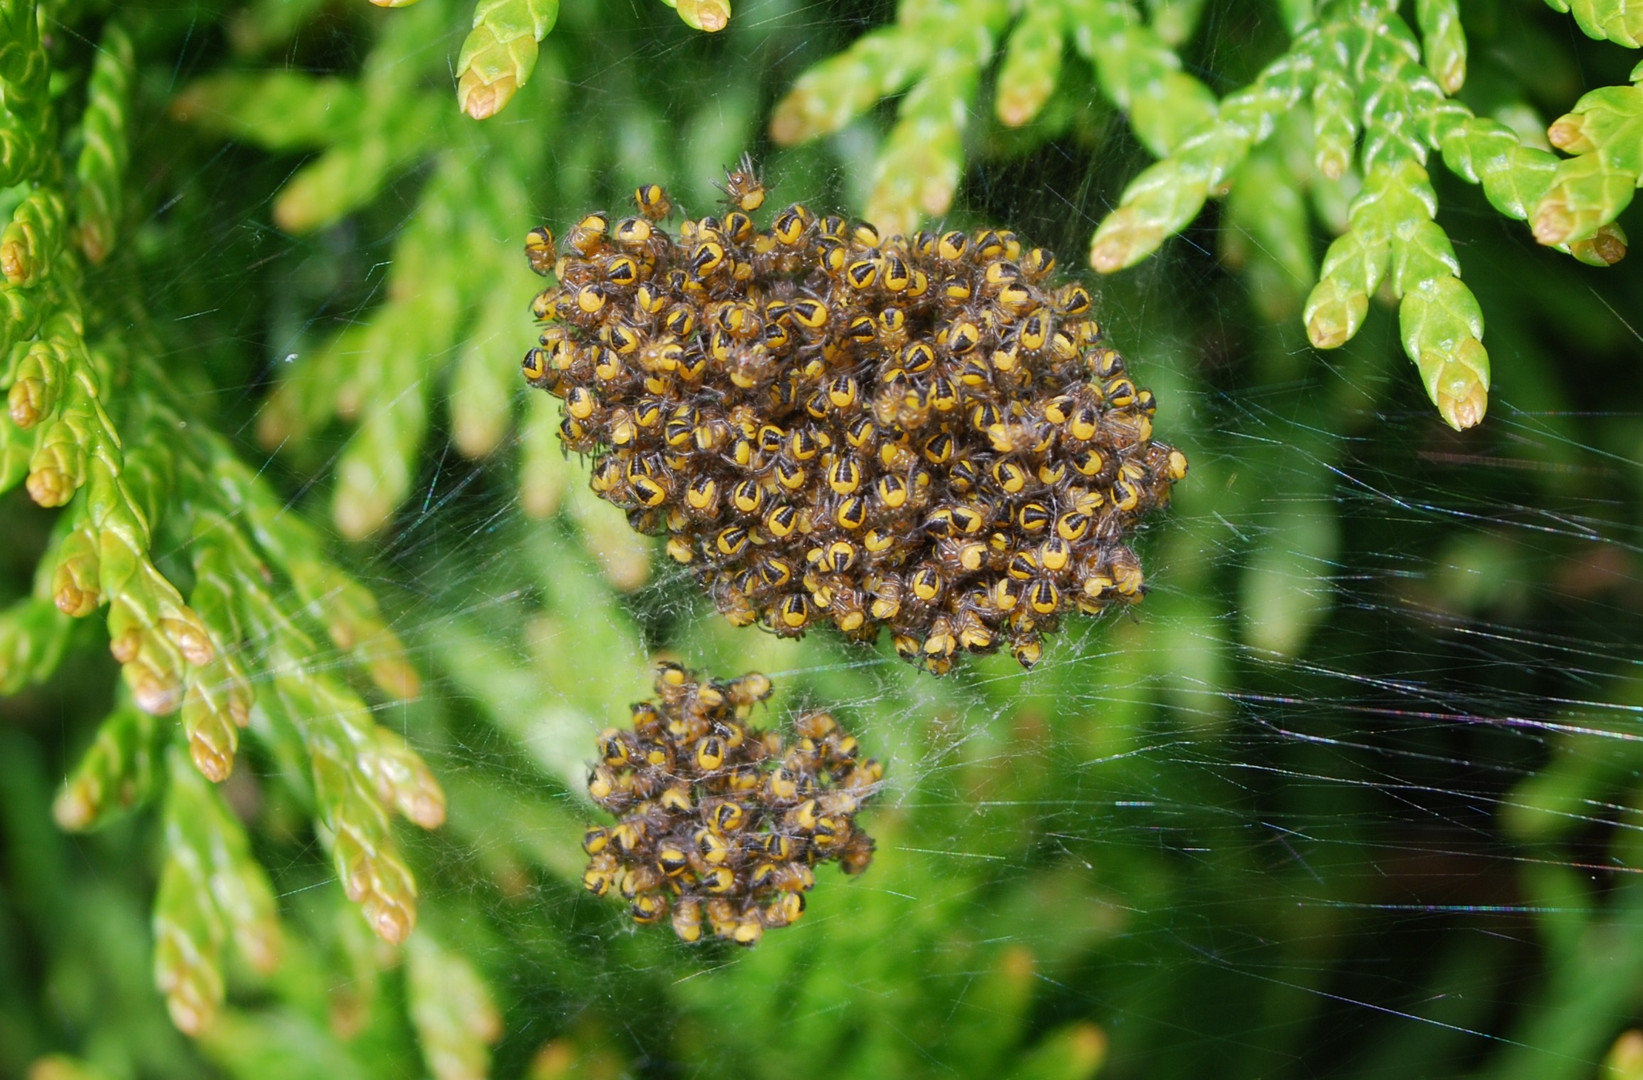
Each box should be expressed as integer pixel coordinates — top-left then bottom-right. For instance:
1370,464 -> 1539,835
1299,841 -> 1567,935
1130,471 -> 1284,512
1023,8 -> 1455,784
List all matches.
524,159 -> 1186,672
582,663 -> 880,947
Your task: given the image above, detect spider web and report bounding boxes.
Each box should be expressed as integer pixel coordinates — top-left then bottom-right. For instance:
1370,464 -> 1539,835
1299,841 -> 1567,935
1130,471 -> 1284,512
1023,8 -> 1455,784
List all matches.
33,1 -> 1643,1078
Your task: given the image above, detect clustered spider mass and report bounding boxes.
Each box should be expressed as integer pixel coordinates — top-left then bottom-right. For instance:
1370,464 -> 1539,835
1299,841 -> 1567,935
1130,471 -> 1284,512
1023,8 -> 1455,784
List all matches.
582,663 -> 880,946
524,156 -> 1186,673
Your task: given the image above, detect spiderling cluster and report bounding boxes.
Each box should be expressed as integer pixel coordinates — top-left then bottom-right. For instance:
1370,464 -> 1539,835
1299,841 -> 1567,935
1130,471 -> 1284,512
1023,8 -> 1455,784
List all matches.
524,160 -> 1186,672
582,663 -> 880,946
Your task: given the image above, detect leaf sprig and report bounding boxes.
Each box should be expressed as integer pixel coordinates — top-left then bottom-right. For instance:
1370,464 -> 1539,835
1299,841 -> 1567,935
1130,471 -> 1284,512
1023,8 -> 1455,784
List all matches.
449,0 -> 728,120
0,8 -> 447,1041
770,0 -> 1643,430
175,0 -> 664,590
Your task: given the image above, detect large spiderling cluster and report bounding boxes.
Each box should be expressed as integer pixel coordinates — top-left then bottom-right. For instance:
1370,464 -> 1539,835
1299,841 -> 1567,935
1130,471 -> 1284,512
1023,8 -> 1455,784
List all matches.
582,663 -> 880,946
524,162 -> 1187,672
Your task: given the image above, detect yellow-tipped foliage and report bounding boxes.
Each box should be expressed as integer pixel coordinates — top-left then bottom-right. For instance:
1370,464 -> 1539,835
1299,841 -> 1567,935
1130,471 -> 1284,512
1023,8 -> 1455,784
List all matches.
773,0 -> 1643,429
0,6 -> 450,1042
456,0 -> 560,119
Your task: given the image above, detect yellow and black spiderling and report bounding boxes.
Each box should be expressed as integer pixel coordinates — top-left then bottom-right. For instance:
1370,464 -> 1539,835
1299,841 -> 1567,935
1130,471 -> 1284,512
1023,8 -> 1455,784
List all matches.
720,153 -> 767,213
582,665 -> 881,946
524,171 -> 1188,674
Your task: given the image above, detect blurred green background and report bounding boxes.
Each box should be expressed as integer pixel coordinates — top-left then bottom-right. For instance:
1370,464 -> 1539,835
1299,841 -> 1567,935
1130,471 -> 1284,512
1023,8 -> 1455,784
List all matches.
6,1 -> 1643,1078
